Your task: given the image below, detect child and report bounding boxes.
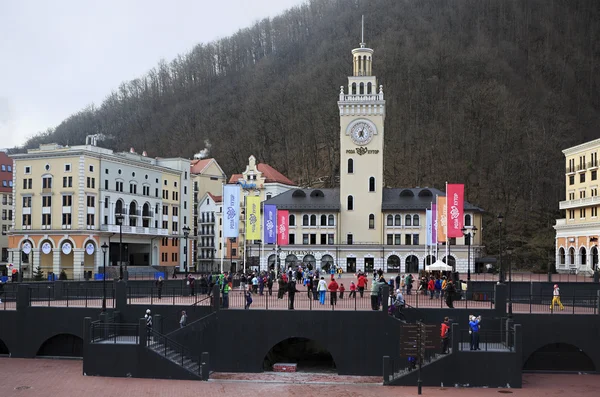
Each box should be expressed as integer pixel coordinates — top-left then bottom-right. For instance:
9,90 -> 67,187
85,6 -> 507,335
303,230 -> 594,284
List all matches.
339,283 -> 345,299
245,289 -> 253,310
349,281 -> 356,298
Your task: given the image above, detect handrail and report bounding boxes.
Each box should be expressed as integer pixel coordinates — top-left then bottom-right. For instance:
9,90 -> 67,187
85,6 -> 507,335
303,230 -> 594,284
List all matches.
166,311 -> 215,336
147,329 -> 199,373
161,295 -> 213,331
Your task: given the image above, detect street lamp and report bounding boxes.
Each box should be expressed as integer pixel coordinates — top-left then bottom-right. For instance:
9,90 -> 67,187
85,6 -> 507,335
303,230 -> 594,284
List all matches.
498,214 -> 504,283
101,242 -> 108,311
116,212 -> 125,280
461,225 -> 478,282
183,226 -> 191,275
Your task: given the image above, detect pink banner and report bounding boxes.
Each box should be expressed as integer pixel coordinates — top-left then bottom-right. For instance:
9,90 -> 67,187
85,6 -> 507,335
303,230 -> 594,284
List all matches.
447,184 -> 464,238
277,210 -> 289,245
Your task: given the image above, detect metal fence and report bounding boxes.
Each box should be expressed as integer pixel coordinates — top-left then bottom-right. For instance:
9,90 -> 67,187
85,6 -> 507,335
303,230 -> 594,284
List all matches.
402,290 -> 495,310
466,272 -> 594,283
0,290 -> 16,310
90,322 -> 139,344
458,330 -> 515,352
509,293 -> 598,314
127,285 -> 209,306
28,284 -> 116,308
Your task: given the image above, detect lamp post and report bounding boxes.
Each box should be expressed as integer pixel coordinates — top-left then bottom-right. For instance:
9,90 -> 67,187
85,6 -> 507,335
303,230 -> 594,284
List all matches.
498,214 -> 504,283
101,242 -> 108,312
461,225 -> 478,282
116,212 -> 124,280
183,226 -> 191,274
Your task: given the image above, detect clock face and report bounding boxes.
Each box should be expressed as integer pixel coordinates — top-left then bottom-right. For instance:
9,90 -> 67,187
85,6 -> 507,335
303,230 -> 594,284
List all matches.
349,121 -> 375,145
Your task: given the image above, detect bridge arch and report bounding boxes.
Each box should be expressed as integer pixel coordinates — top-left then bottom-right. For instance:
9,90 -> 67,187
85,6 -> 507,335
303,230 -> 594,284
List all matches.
262,337 -> 338,373
523,343 -> 595,373
36,333 -> 83,358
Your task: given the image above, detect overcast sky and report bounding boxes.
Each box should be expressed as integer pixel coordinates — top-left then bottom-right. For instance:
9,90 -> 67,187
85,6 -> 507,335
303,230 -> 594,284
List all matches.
0,0 -> 304,148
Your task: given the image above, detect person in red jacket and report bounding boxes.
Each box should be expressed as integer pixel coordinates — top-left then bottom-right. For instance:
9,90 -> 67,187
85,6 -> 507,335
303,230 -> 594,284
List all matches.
440,317 -> 450,354
357,274 -> 367,298
428,277 -> 435,299
339,283 -> 345,299
349,281 -> 357,298
328,278 -> 339,306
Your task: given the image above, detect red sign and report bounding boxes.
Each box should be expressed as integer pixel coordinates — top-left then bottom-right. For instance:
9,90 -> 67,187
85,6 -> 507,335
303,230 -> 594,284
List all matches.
277,210 -> 289,245
446,184 -> 464,238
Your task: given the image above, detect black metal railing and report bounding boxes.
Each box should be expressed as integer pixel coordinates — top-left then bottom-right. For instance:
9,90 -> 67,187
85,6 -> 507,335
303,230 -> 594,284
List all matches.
90,322 -> 139,344
28,284 -> 116,308
127,285 -> 204,305
458,330 -> 515,352
160,295 -> 213,333
509,293 -> 598,314
0,290 -> 16,310
147,329 -> 200,375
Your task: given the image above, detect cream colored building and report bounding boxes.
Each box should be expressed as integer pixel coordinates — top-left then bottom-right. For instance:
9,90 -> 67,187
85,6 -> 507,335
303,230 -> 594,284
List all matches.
259,36 -> 484,274
554,138 -> 600,273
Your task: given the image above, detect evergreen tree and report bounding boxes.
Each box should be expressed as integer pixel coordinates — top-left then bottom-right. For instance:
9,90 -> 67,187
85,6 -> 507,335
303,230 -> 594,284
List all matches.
33,266 -> 45,281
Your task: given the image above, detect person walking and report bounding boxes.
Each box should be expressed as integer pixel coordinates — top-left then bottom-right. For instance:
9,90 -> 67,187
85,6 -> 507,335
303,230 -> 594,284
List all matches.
245,289 -> 253,309
445,280 -> 456,308
312,276 -> 319,301
469,315 -> 481,350
328,278 -> 339,306
267,274 -> 274,296
428,277 -> 435,299
307,276 -> 314,299
222,281 -> 230,309
252,274 -> 259,294
240,273 -> 247,291
317,277 -> 328,305
550,284 -> 565,311
156,276 -> 164,300
145,309 -> 153,343
258,274 -> 265,295
370,278 -> 384,310
357,273 -> 367,298
337,266 -> 343,279
405,274 -> 413,295
349,281 -> 356,298
179,310 -> 187,328
440,317 -> 450,354
288,278 -> 297,310
339,283 -> 345,299
187,274 -> 196,296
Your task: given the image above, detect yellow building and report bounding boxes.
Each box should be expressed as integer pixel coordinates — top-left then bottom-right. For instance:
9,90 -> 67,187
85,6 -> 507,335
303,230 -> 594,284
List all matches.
555,138 -> 600,273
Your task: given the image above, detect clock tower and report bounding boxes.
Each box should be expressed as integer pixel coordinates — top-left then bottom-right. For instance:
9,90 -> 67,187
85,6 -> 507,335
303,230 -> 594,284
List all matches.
338,21 -> 385,244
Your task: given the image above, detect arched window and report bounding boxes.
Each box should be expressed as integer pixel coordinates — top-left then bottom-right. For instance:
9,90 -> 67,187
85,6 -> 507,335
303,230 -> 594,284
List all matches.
559,247 -> 565,265
580,247 -> 587,265
464,214 -> 472,227
369,214 -> 375,229
359,82 -> 364,94
351,83 -> 357,95
320,215 -> 327,226
569,247 -> 575,265
310,215 -> 317,226
347,196 -> 354,210
387,215 -> 393,226
395,215 -> 401,226
302,215 -> 309,226
405,214 -> 412,226
367,82 -> 372,94
289,214 -> 296,226
348,158 -> 354,174
328,214 -> 334,226
413,214 -> 420,226
369,177 -> 375,192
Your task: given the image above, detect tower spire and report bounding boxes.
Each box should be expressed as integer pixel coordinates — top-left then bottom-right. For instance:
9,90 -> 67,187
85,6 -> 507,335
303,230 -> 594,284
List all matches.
360,15 -> 365,48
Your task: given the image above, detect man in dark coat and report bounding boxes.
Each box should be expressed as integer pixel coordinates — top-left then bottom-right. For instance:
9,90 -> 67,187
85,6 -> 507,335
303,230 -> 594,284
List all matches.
288,278 -> 297,310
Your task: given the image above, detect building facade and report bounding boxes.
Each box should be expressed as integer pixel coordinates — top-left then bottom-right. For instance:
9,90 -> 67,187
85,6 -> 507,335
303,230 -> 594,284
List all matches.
7,141 -> 196,278
1,151 -> 13,266
554,138 -> 600,273
259,38 -> 484,274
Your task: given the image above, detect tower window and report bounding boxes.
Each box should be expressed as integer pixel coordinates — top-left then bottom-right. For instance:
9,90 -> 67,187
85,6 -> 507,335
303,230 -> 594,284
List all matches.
303,215 -> 309,226
369,177 -> 375,192
369,214 -> 375,229
348,158 -> 354,174
359,82 -> 364,95
347,196 -> 354,210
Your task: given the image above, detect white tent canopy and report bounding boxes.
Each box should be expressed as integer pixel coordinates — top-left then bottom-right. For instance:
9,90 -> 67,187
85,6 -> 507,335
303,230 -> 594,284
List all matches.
425,260 -> 453,272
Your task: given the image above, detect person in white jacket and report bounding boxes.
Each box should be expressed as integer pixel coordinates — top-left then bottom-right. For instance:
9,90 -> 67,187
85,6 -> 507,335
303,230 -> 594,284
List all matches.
317,277 -> 328,305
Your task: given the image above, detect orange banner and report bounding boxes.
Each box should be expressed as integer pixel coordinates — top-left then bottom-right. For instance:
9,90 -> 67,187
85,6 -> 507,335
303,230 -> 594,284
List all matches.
437,196 -> 447,243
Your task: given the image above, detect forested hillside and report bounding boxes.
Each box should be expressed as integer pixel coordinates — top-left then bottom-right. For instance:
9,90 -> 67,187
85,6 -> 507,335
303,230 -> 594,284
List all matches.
25,0 -> 600,268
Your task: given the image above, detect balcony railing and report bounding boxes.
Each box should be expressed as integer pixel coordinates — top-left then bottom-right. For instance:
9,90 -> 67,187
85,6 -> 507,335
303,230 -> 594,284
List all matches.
566,166 -> 575,174
559,196 -> 600,210
577,164 -> 587,172
588,161 -> 599,169
100,224 -> 169,235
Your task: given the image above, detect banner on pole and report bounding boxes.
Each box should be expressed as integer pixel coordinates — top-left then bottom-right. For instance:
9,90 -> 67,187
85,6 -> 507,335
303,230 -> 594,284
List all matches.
264,205 -> 277,244
431,203 -> 438,245
277,210 -> 289,246
426,209 -> 432,246
436,196 -> 447,243
446,184 -> 465,238
245,196 -> 261,240
223,185 -> 240,238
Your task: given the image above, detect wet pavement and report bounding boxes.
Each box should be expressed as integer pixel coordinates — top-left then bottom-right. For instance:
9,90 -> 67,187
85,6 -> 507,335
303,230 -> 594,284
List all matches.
1,358 -> 599,397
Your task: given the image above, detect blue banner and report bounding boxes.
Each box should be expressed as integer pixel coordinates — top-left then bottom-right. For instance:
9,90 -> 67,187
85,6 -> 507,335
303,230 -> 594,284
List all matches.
264,205 -> 277,244
223,184 -> 240,238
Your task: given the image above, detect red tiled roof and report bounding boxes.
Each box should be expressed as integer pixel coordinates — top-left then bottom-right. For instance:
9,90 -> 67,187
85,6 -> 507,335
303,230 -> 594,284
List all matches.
207,192 -> 222,203
257,163 -> 296,185
228,173 -> 243,184
190,158 -> 213,174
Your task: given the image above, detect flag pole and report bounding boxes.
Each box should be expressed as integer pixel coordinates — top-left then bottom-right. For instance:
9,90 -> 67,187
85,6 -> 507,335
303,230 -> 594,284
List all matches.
220,182 -> 224,274
445,182 -> 449,268
260,203 -> 265,273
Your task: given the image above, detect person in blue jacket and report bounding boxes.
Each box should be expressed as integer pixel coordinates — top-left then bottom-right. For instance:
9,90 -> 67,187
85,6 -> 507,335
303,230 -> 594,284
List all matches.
469,315 -> 481,350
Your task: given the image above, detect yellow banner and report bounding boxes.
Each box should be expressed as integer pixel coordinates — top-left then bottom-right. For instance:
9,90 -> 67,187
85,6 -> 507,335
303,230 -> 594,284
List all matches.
245,196 -> 261,240
437,196 -> 447,243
